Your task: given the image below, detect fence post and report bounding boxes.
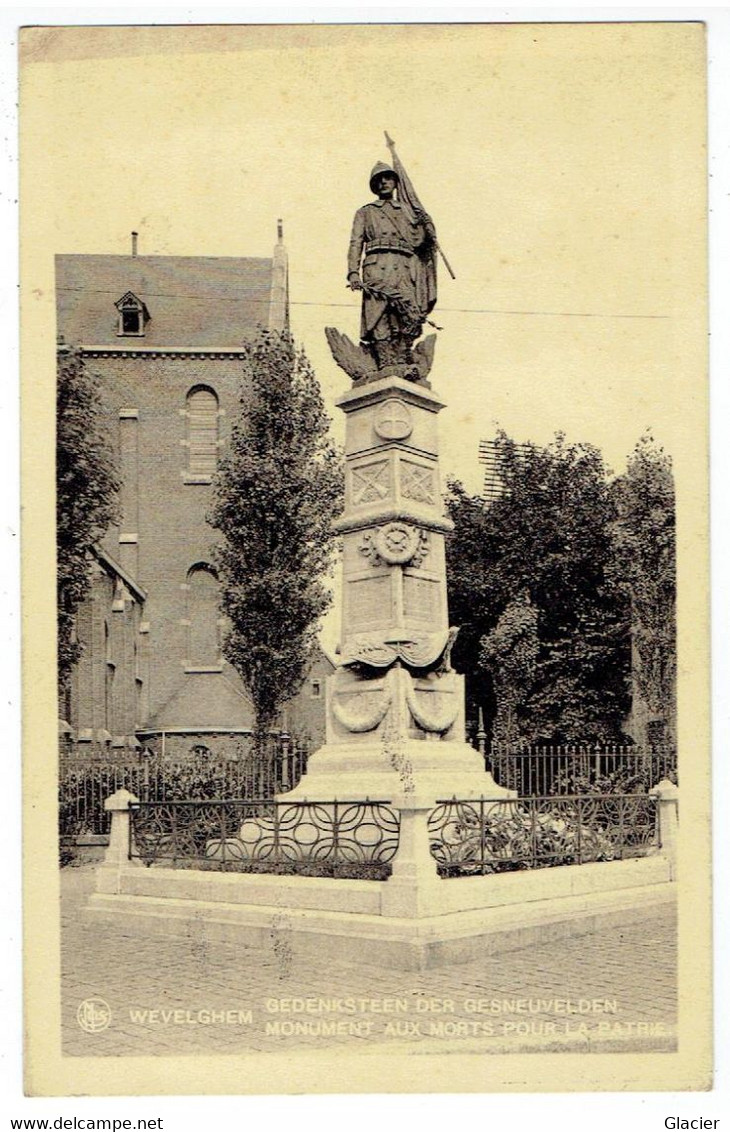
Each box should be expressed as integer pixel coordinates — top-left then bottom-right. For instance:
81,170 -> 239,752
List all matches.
381,800 -> 436,918
593,745 -> 601,781
280,730 -> 291,792
476,708 -> 487,768
650,778 -> 679,879
95,788 -> 141,895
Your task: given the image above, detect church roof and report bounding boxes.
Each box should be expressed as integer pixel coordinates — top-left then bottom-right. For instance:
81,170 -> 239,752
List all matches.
55,254 -> 282,349
143,669 -> 254,733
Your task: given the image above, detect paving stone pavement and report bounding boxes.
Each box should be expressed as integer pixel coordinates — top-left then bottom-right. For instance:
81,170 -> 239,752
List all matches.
61,863 -> 677,1058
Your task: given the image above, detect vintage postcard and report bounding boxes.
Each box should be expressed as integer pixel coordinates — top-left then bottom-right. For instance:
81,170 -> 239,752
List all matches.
20,23 -> 711,1097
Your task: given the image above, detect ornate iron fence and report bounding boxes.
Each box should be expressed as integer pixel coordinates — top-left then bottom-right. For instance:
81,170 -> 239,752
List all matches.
428,794 -> 659,877
480,744 -> 676,796
128,798 -> 400,880
59,739 -> 311,839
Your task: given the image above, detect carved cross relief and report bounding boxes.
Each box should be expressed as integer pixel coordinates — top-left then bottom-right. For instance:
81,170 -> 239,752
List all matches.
374,398 -> 414,441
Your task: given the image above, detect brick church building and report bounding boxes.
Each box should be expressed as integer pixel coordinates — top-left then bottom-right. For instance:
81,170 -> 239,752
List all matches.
56,229 -> 333,761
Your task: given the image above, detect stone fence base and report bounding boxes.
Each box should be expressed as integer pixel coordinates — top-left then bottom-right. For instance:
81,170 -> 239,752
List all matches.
87,783 -> 678,970
88,856 -> 675,971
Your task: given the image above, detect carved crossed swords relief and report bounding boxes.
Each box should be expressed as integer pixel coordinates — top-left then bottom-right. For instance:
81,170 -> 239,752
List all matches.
400,462 -> 436,505
351,460 -> 390,505
351,456 -> 436,509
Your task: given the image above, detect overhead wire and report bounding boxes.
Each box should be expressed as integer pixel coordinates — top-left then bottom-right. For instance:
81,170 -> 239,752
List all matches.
54,285 -> 670,322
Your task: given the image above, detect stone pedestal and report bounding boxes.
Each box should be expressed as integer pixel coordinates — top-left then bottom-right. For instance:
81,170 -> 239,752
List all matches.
95,788 -> 141,894
650,778 -> 679,879
283,372 -> 509,807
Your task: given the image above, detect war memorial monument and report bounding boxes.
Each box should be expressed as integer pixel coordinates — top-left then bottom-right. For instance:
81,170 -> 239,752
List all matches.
90,146 -> 677,970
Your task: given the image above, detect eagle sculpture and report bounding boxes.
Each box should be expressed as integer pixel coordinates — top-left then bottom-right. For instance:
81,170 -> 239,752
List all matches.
325,328 -> 437,385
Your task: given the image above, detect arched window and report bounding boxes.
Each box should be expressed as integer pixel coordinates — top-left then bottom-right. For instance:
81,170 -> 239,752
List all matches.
186,386 -> 219,478
187,564 -> 220,668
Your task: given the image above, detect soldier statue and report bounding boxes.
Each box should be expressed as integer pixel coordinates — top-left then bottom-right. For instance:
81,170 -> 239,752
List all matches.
347,162 -> 438,373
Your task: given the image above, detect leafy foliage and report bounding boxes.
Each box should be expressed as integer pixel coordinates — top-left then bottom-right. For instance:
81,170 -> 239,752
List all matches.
208,330 -> 343,747
58,734 -> 312,853
432,795 -> 654,877
56,347 -> 120,693
480,590 -> 539,744
447,431 -> 632,744
610,432 -> 676,741
549,764 -> 652,796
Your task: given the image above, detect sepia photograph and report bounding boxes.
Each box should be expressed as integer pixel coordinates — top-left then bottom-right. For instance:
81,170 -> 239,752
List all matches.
19,20 -> 711,1097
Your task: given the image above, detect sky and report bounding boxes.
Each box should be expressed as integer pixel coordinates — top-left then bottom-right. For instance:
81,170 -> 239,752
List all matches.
21,22 -> 706,496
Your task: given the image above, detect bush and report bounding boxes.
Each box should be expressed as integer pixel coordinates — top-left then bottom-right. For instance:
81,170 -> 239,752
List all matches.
549,764 -> 651,796
58,741 -> 311,865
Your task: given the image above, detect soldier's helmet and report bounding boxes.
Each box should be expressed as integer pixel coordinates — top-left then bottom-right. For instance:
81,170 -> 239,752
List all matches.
369,162 -> 400,193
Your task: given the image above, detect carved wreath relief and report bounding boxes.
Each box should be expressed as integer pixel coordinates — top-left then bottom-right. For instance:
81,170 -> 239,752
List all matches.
358,523 -> 429,568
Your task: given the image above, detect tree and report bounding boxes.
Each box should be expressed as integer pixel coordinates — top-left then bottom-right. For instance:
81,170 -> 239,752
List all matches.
446,431 -> 631,745
56,346 -> 120,694
610,432 -> 676,743
480,590 -> 539,745
208,329 -> 343,748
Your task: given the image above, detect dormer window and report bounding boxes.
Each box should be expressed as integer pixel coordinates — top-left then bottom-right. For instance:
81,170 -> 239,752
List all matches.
122,309 -> 141,335
115,292 -> 150,337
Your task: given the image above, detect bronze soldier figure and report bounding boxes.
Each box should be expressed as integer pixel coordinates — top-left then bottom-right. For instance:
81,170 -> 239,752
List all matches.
347,162 -> 438,371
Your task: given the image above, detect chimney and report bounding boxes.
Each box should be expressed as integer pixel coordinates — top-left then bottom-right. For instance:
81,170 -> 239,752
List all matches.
269,220 -> 289,332
131,231 -> 139,257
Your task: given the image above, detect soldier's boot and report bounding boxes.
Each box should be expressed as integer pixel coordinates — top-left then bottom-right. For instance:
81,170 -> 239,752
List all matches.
399,336 -> 422,381
373,339 -> 396,370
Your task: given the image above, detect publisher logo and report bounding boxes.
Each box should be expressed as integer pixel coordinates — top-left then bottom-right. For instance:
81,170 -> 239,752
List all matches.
77,997 -> 111,1033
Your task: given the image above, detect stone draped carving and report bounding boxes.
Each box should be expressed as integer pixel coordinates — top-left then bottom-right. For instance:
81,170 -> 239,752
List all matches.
340,628 -> 450,670
328,664 -> 460,738
404,671 -> 460,734
330,683 -> 392,733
